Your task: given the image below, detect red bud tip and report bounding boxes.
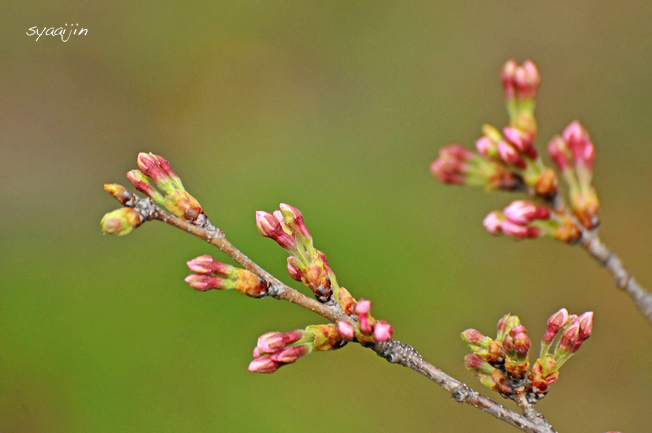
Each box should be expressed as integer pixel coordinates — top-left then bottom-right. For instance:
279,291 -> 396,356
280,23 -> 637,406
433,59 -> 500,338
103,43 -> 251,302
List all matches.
355,299 -> 372,315
558,320 -> 581,352
136,152 -> 170,185
562,121 -> 595,171
337,321 -> 355,341
503,127 -> 536,158
255,211 -> 296,250
248,357 -> 282,374
464,354 -> 493,374
373,321 -> 394,342
547,136 -> 570,171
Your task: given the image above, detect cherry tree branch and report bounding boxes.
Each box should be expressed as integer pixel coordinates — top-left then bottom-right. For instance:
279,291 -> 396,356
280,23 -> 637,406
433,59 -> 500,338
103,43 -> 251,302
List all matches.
107,188 -> 557,433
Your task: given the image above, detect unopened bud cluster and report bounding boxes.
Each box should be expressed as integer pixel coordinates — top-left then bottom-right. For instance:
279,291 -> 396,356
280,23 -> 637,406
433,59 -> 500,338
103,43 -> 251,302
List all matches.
101,153 -> 206,236
349,299 -> 394,344
185,255 -> 269,298
462,309 -> 593,404
248,324 -> 348,374
431,59 -> 602,243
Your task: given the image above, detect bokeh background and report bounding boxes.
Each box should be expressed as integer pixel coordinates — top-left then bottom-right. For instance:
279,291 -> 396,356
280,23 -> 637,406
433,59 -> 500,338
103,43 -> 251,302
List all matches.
2,2 -> 652,432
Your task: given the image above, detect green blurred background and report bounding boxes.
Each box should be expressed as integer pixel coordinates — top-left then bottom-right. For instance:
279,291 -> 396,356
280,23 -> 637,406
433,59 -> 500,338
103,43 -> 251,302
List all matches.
2,1 -> 652,432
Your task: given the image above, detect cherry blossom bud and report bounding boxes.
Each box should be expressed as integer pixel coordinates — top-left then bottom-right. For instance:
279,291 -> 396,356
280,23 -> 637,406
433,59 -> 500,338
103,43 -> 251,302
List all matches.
374,321 -> 394,342
248,357 -> 282,374
475,136 -> 498,159
355,299 -> 372,315
255,211 -> 296,250
461,329 -> 492,348
127,170 -> 165,204
500,220 -> 531,240
359,314 -> 373,336
557,319 -> 580,353
337,321 -> 355,341
100,207 -> 143,236
511,325 -> 531,359
187,255 -> 236,276
503,201 -> 550,225
257,332 -> 286,354
497,141 -> 526,169
547,136 -> 570,172
503,127 -> 536,159
271,345 -> 310,364
483,211 -> 504,234
151,154 -> 183,190
137,152 -> 175,193
576,311 -> 593,347
280,203 -> 312,241
184,274 -> 233,291
542,308 -> 569,345
501,59 -> 518,101
464,354 -> 494,374
286,257 -> 303,281
515,60 -> 540,100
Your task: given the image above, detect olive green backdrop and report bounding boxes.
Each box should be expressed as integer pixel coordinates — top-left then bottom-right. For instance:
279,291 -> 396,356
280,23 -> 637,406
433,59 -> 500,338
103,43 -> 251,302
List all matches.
2,1 -> 651,432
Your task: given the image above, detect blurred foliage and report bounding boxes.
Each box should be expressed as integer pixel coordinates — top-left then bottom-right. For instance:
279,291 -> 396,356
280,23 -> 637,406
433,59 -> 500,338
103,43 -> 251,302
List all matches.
2,1 -> 652,432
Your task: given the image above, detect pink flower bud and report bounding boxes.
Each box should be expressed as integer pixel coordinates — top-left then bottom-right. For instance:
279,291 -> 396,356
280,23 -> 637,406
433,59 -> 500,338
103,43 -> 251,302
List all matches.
137,152 -> 172,188
151,154 -> 183,190
440,144 -> 474,160
252,347 -> 264,358
503,127 -> 533,154
464,354 -> 493,374
337,321 -> 355,341
562,121 -> 595,171
355,299 -> 372,315
373,321 -> 394,342
257,332 -> 287,354
514,60 -> 540,100
286,257 -> 303,281
126,170 -> 163,200
542,308 -> 569,344
500,220 -> 530,240
255,211 -> 296,250
547,136 -> 570,171
430,159 -> 465,185
558,319 -> 580,352
501,59 -> 517,100
248,357 -> 282,373
282,330 -> 305,346
497,141 -> 526,169
475,136 -> 497,159
280,203 -> 312,241
270,345 -> 309,364
483,211 -> 504,235
184,274 -> 232,291
577,311 -> 593,342
359,314 -> 373,336
461,329 -> 492,348
511,325 -> 530,358
503,200 -> 550,225
186,255 -> 235,276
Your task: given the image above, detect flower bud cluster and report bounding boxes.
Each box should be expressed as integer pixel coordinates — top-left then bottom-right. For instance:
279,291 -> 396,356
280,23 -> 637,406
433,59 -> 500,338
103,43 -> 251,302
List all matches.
185,255 -> 269,298
548,121 -> 600,229
483,200 -> 581,243
351,299 -> 394,344
256,204 -> 336,303
430,143 -> 521,191
248,324 -> 347,374
501,59 -> 540,137
462,309 -> 593,404
132,153 -> 204,223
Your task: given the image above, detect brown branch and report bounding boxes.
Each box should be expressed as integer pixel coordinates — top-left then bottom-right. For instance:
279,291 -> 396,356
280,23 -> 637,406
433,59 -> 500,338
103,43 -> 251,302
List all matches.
372,341 -> 556,433
580,230 -> 652,326
105,188 -> 558,433
540,191 -> 652,327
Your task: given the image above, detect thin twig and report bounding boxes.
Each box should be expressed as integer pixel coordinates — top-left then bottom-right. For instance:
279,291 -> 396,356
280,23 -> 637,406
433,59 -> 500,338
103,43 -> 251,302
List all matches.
580,230 -> 652,326
106,188 -> 558,433
540,192 -> 652,327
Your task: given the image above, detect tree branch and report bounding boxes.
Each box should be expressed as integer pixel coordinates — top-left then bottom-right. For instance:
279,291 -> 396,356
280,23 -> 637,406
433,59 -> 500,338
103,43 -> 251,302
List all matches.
106,188 -> 558,433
